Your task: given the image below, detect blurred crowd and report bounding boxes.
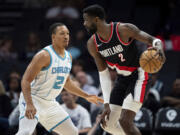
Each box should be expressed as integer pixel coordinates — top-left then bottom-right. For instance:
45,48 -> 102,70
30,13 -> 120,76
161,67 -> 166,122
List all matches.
0,0 -> 180,135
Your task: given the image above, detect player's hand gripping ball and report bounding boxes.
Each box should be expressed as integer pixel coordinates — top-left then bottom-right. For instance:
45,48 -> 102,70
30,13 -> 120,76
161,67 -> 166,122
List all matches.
139,49 -> 164,73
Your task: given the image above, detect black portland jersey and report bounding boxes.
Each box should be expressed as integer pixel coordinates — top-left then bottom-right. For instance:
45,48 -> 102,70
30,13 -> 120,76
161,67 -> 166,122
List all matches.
93,22 -> 141,76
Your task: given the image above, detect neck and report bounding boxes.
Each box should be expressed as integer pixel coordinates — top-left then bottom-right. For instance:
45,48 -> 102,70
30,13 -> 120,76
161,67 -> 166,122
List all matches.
52,43 -> 65,57
66,103 -> 77,109
96,21 -> 111,40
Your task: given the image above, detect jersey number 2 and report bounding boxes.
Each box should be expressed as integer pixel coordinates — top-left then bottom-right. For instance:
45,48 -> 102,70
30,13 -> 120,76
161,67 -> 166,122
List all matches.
53,76 -> 65,89
118,53 -> 126,62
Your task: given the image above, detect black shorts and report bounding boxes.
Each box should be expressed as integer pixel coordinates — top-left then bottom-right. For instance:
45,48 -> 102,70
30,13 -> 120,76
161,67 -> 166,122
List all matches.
110,68 -> 149,106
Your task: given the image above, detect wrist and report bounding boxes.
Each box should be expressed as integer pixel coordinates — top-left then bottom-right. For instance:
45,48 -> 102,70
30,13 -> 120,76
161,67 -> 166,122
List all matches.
26,101 -> 33,106
83,93 -> 89,99
152,39 -> 162,50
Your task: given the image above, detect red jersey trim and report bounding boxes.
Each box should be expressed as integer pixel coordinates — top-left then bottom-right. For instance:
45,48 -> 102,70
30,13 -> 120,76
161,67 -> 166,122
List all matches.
140,72 -> 148,103
97,22 -> 114,43
116,22 -> 133,46
93,35 -> 98,52
106,61 -> 137,72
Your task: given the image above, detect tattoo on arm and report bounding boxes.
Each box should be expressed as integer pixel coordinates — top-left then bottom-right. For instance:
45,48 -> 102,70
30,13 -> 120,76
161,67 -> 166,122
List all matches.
123,23 -> 155,45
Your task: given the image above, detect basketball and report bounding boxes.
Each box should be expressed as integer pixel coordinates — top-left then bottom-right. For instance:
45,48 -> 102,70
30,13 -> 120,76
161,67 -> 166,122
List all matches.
139,49 -> 163,73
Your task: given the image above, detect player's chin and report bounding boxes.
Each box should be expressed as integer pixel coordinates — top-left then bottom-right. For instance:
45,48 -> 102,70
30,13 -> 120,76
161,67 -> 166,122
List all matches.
64,43 -> 68,48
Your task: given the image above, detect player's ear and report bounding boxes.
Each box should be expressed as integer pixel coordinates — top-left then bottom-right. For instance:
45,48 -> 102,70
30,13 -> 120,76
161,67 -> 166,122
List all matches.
52,34 -> 55,40
95,17 -> 99,23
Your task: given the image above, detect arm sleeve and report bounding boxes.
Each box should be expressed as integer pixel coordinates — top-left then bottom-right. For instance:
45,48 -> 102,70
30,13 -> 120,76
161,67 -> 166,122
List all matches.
99,68 -> 112,103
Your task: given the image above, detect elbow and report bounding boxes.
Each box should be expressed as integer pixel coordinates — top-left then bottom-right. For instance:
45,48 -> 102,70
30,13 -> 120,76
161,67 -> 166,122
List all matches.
21,77 -> 31,89
21,78 -> 25,88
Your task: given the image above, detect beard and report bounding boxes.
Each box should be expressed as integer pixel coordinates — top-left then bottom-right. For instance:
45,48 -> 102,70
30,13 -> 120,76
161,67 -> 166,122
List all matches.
87,24 -> 97,35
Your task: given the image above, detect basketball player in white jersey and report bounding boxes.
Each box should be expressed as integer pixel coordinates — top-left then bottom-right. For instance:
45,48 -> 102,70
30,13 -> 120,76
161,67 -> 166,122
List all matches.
16,23 -> 103,135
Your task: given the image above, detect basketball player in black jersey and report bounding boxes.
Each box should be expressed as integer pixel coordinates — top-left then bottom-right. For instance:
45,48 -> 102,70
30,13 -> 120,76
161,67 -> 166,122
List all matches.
83,5 -> 165,135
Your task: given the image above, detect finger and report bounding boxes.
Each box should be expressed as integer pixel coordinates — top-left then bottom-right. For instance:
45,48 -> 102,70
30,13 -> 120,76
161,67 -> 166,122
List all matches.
25,112 -> 29,119
28,111 -> 34,119
32,110 -> 36,117
90,100 -> 98,105
147,47 -> 157,50
93,99 -> 99,105
30,113 -> 34,119
101,113 -> 107,127
102,118 -> 107,128
26,112 -> 31,119
107,112 -> 110,120
28,112 -> 33,119
92,100 -> 100,106
97,97 -> 104,103
100,118 -> 106,128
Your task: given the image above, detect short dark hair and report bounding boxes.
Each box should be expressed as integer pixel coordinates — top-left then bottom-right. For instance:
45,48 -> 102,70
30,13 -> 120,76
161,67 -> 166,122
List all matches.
49,22 -> 65,36
83,4 -> 105,20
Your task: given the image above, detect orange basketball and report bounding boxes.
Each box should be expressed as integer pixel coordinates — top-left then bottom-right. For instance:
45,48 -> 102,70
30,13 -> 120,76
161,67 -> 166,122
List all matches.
139,49 -> 163,73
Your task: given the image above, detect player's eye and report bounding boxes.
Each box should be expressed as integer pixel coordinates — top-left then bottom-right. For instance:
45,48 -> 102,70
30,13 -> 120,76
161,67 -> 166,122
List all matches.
60,32 -> 65,35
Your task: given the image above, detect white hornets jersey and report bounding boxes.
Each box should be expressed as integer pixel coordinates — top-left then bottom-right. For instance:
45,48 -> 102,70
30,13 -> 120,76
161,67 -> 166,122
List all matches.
31,45 -> 72,100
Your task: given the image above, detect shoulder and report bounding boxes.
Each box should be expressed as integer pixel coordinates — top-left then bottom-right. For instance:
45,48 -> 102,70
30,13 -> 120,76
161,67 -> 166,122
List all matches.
118,22 -> 139,32
87,36 -> 95,48
31,49 -> 50,67
33,50 -> 50,61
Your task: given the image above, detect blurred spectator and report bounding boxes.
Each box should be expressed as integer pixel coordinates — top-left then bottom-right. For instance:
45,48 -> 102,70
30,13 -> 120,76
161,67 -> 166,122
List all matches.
24,0 -> 51,8
46,0 -> 80,19
9,70 -> 21,80
142,73 -> 164,115
160,78 -> 180,108
87,110 -> 111,135
8,105 -> 20,134
8,105 -> 19,128
0,37 -> 18,62
72,60 -> 94,85
61,89 -> 92,135
87,113 -> 102,135
68,30 -> 87,59
72,79 -> 91,112
0,80 -> 13,118
24,32 -> 41,62
76,71 -> 99,95
6,77 -> 21,108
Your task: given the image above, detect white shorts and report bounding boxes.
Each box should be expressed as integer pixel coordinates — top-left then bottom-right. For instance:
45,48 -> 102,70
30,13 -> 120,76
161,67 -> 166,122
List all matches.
19,93 -> 69,132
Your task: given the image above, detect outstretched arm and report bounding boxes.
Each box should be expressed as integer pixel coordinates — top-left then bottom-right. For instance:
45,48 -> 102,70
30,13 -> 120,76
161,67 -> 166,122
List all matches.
64,76 -> 103,105
119,23 -> 166,62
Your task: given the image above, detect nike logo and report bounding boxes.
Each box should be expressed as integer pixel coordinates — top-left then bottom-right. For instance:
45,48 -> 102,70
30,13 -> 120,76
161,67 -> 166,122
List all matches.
98,43 -> 103,46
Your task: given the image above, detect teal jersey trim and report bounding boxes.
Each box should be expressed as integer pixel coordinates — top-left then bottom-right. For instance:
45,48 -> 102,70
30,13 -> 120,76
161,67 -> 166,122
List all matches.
67,51 -> 72,68
19,115 -> 38,121
48,116 -> 70,132
50,45 -> 66,61
42,48 -> 52,71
